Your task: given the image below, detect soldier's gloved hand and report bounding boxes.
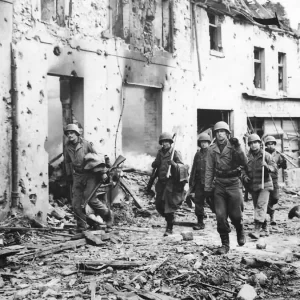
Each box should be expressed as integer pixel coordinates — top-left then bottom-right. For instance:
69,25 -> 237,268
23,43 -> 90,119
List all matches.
244,176 -> 251,183
167,160 -> 176,167
204,190 -> 213,198
152,161 -> 159,168
101,173 -> 108,182
261,161 -> 269,172
229,137 -> 240,147
280,160 -> 287,169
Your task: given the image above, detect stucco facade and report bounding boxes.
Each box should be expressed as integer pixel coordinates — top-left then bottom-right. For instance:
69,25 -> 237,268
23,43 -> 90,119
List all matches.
0,0 -> 299,220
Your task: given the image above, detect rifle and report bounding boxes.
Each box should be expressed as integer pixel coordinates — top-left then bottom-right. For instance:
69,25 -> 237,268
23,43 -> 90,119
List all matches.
275,150 -> 298,168
166,133 -> 178,178
81,155 -> 126,209
146,168 -> 158,192
262,141 -> 265,189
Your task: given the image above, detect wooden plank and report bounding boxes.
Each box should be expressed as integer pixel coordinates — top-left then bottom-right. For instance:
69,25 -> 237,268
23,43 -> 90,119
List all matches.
78,260 -> 145,268
119,178 -> 142,209
83,231 -> 105,246
17,238 -> 87,260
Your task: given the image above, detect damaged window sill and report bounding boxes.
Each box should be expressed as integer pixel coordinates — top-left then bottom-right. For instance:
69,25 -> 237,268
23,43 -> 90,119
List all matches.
210,50 -> 225,58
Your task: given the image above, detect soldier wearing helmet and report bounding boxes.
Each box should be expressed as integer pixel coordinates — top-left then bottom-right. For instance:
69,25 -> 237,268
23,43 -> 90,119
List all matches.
264,135 -> 287,226
151,132 -> 188,236
189,132 -> 213,230
64,124 -> 113,232
241,133 -> 277,239
204,121 -> 248,255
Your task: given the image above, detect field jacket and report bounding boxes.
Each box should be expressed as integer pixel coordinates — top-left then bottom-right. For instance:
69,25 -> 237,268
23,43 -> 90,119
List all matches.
241,149 -> 277,192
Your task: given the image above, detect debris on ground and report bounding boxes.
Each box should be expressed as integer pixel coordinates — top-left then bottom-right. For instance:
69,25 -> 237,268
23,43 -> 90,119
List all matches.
1,173 -> 300,300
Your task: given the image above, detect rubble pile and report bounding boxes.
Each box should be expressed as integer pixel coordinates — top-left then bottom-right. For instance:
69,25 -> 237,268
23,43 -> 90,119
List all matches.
1,175 -> 300,300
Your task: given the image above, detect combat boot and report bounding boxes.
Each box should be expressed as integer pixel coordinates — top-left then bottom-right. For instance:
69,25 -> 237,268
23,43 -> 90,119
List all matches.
214,234 -> 230,255
249,221 -> 262,239
269,211 -> 277,225
236,224 -> 246,246
105,209 -> 114,228
164,213 -> 174,236
193,215 -> 205,230
261,220 -> 269,236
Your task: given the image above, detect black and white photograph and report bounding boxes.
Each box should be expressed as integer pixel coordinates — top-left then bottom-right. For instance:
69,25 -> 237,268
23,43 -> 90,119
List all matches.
1,0 -> 300,299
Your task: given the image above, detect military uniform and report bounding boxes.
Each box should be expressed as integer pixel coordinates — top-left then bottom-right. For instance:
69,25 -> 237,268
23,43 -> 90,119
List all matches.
243,149 -> 277,224
152,148 -> 184,216
205,140 -> 247,235
65,137 -> 109,230
190,148 -> 208,218
265,148 -> 287,220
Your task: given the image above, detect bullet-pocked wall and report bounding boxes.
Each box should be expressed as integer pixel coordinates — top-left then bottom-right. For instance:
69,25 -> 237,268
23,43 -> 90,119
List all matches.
192,5 -> 300,146
0,2 -> 13,219
2,0 -> 196,220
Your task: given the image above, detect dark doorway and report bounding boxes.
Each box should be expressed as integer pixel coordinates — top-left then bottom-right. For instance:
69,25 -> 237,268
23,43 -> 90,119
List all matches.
45,74 -> 84,201
197,109 -> 231,139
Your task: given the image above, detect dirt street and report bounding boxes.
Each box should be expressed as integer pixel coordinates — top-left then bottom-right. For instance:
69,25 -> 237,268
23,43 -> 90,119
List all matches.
1,175 -> 300,300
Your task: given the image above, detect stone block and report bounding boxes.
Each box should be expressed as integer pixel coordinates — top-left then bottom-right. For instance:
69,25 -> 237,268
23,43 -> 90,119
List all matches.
237,284 -> 257,300
181,231 -> 193,241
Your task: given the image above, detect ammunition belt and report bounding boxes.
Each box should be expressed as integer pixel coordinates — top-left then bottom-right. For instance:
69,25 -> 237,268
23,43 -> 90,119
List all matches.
215,168 -> 241,178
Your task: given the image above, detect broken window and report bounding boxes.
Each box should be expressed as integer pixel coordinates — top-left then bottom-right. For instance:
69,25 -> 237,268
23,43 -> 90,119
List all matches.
253,47 -> 265,89
111,0 -> 173,53
278,52 -> 287,91
208,12 -> 222,52
41,0 -> 68,27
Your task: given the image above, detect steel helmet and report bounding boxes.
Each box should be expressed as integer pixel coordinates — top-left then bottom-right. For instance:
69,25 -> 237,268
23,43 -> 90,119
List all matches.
159,132 -> 173,145
64,124 -> 80,136
248,133 -> 261,145
265,136 -> 277,145
213,121 -> 231,134
198,133 -> 211,143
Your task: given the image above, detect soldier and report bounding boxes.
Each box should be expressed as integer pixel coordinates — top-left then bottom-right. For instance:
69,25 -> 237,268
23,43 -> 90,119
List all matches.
189,133 -> 212,230
151,132 -> 189,236
241,134 -> 277,239
64,124 -> 113,232
204,121 -> 247,255
265,136 -> 287,226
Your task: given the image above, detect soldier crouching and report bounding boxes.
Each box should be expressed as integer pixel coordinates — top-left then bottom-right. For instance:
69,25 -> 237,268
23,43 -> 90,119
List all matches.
151,132 -> 189,236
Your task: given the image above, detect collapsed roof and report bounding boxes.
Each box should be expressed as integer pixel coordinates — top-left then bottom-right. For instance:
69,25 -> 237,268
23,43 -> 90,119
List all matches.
194,0 -> 296,34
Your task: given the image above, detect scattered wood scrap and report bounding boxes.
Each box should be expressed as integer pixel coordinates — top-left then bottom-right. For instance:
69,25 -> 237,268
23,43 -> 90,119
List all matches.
16,238 -> 87,261
120,178 -> 142,209
83,231 -> 105,246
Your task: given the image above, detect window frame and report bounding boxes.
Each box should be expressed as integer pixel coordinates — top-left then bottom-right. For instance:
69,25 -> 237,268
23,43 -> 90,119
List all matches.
253,47 -> 265,90
208,12 -> 223,53
278,52 -> 287,92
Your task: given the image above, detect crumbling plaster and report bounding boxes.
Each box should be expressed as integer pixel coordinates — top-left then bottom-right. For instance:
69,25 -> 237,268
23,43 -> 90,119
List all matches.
0,2 -> 13,220
192,6 -> 300,143
2,0 -> 299,220
0,0 -> 196,220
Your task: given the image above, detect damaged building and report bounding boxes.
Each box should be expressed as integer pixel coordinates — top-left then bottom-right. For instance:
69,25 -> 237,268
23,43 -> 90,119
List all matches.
0,0 -> 300,221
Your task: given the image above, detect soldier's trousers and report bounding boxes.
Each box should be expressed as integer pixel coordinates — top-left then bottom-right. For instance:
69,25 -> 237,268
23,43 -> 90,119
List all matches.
73,172 -> 109,229
267,186 -> 279,214
252,189 -> 270,223
194,183 -> 205,217
214,177 -> 243,235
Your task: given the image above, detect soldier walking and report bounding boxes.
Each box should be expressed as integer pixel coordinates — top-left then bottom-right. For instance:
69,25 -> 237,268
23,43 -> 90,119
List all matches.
151,132 -> 189,236
241,134 -> 277,239
204,121 -> 247,254
189,133 -> 212,230
265,136 -> 287,226
64,124 -> 113,232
